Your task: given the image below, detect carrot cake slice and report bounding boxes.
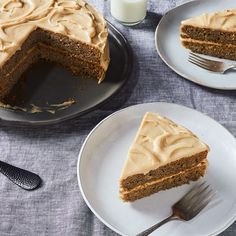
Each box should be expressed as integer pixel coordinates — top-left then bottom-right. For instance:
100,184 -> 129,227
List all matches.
0,0 -> 110,100
180,9 -> 236,60
120,112 -> 209,202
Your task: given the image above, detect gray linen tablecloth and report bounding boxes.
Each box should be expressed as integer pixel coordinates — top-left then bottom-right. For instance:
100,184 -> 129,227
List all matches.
0,0 -> 235,235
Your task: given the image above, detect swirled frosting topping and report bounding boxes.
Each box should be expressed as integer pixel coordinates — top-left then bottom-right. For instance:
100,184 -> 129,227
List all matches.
181,9 -> 236,31
121,112 -> 209,179
0,0 -> 108,66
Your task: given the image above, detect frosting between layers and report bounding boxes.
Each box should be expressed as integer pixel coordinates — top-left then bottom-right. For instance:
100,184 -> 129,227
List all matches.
180,36 -> 236,47
120,112 -> 209,179
120,160 -> 207,195
0,0 -> 109,67
181,9 -> 236,31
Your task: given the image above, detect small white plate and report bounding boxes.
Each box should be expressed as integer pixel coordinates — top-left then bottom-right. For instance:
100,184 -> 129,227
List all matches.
77,102 -> 236,236
155,0 -> 236,90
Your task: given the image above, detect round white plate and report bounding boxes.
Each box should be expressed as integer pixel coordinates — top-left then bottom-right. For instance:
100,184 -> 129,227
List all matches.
78,102 -> 236,236
155,0 -> 236,90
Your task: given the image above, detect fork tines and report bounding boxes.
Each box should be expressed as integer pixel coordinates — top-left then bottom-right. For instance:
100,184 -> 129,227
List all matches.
188,53 -> 212,71
136,182 -> 216,236
188,52 -> 222,72
179,181 -> 216,214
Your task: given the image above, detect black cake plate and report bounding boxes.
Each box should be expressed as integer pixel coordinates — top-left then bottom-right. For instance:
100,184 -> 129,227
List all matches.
0,22 -> 133,125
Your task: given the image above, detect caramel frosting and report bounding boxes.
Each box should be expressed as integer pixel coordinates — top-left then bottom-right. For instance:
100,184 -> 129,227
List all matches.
181,9 -> 236,31
180,37 -> 236,47
120,112 -> 209,180
0,0 -> 109,67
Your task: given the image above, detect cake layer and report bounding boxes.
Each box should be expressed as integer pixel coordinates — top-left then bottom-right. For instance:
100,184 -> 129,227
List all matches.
181,38 -> 236,61
121,150 -> 208,191
120,160 -> 207,202
120,112 -> 209,180
39,43 -> 105,80
38,29 -> 109,69
0,47 -> 39,99
180,25 -> 236,46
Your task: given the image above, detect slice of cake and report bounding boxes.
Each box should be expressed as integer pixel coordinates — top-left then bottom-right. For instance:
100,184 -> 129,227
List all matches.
0,0 -> 110,100
120,112 -> 209,202
180,9 -> 236,60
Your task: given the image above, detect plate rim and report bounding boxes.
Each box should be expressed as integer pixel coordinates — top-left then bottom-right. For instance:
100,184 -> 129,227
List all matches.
0,21 -> 133,126
77,102 -> 236,236
155,0 -> 236,90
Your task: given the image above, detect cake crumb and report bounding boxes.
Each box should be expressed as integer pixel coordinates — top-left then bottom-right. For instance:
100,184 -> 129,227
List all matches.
0,98 -> 76,114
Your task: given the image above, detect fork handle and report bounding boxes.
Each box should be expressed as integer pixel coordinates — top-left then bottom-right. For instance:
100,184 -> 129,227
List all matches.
136,214 -> 179,236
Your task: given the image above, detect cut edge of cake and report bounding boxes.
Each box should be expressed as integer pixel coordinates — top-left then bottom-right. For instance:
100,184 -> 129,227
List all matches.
120,160 -> 208,202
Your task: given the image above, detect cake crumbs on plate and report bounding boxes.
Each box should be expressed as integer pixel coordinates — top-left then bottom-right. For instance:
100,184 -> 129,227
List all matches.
0,98 -> 76,114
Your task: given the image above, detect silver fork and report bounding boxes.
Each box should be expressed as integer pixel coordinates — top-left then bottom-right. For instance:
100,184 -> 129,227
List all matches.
136,182 -> 216,236
188,52 -> 236,73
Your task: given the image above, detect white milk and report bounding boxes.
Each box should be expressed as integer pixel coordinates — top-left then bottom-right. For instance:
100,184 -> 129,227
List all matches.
110,0 -> 147,25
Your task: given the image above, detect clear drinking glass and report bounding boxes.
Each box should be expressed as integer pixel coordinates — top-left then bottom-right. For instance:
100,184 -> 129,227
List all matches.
110,0 -> 148,26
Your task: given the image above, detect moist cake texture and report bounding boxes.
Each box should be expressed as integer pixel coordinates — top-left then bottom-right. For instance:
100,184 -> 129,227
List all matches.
180,9 -> 236,60
0,0 -> 110,99
120,112 -> 209,202
121,161 -> 207,202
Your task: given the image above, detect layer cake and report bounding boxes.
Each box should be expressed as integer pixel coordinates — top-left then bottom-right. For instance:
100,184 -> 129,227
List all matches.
0,0 -> 110,100
180,9 -> 236,60
120,112 -> 209,202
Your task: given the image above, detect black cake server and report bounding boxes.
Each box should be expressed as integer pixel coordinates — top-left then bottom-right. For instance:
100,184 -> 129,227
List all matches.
0,160 -> 42,190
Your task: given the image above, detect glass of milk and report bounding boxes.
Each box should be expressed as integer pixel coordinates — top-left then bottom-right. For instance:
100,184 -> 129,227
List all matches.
110,0 -> 148,26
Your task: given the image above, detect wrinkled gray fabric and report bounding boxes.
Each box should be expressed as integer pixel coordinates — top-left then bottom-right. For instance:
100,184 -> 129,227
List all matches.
0,0 -> 235,235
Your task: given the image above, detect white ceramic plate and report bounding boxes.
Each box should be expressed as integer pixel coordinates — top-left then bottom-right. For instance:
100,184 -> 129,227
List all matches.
155,0 -> 236,90
78,102 -> 236,236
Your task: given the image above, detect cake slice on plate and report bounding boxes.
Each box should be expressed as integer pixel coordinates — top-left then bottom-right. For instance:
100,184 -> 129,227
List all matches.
119,112 -> 209,202
180,9 -> 236,60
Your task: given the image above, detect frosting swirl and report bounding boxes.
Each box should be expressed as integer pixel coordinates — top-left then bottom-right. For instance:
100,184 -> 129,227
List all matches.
181,9 -> 236,30
0,0 -> 108,66
121,112 -> 209,179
